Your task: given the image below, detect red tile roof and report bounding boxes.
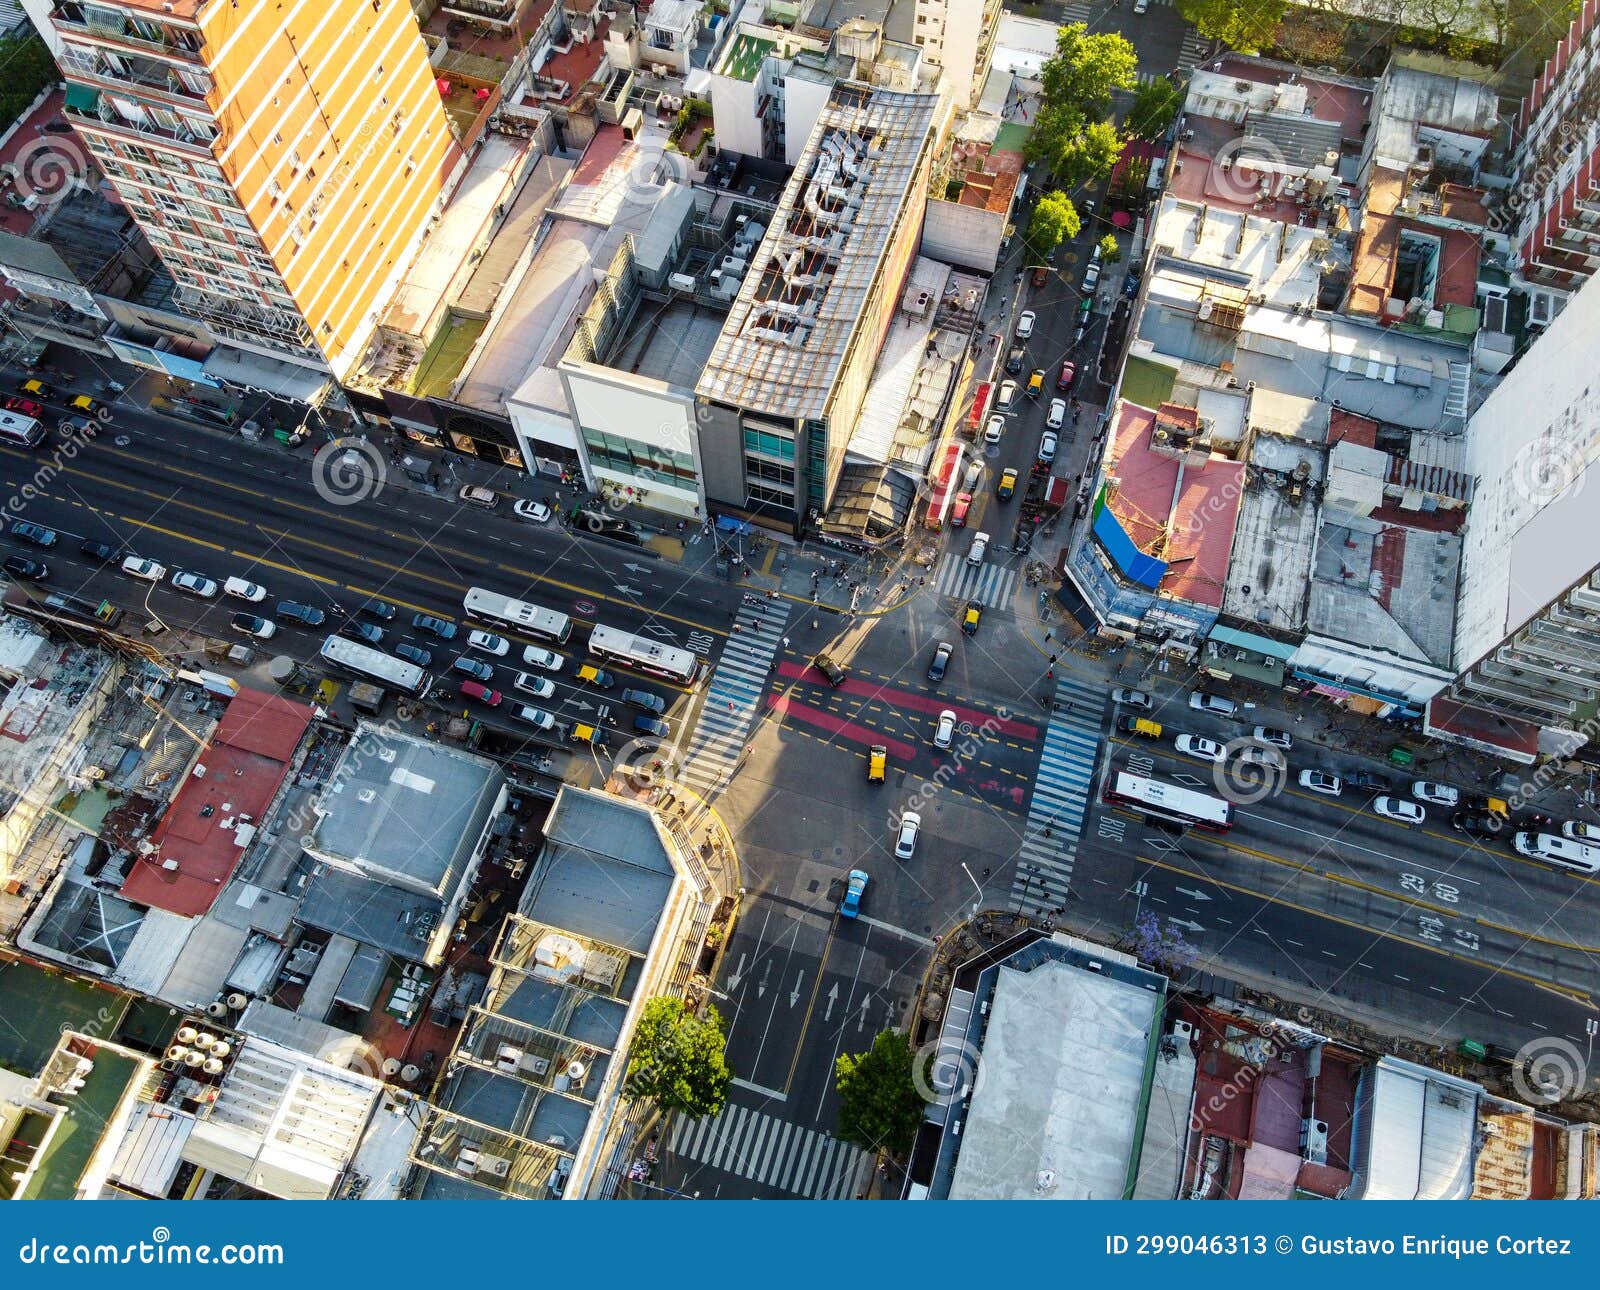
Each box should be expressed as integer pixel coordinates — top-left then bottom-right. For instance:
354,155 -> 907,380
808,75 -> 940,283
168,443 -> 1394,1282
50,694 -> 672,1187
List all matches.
1328,409 -> 1379,447
120,688 -> 314,918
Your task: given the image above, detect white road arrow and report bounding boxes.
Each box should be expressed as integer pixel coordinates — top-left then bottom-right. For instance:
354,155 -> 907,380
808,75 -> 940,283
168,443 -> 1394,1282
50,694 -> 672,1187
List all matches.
1167,916 -> 1206,933
823,982 -> 839,1021
727,954 -> 747,992
1174,886 -> 1212,902
614,584 -> 641,597
643,623 -> 675,638
570,701 -> 594,713
789,973 -> 805,1007
757,961 -> 771,999
858,996 -> 871,1031
623,562 -> 651,574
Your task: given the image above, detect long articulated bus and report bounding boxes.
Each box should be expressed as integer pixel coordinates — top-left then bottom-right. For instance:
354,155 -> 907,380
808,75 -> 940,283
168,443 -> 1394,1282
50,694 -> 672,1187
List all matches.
0,410 -> 47,448
320,635 -> 433,698
462,586 -> 573,644
1103,768 -> 1233,832
588,622 -> 702,685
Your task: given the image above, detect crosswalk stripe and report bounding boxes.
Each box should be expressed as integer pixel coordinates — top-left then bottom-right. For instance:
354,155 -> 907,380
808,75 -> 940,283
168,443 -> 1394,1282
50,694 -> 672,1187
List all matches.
1010,681 -> 1107,915
765,1121 -> 794,1180
786,1129 -> 819,1192
803,1136 -> 832,1196
709,1106 -> 748,1171
668,1101 -> 865,1196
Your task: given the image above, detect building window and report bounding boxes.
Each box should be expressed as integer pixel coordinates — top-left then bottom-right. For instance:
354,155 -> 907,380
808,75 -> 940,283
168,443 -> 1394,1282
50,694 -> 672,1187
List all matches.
748,483 -> 795,507
742,427 -> 795,460
581,427 -> 697,486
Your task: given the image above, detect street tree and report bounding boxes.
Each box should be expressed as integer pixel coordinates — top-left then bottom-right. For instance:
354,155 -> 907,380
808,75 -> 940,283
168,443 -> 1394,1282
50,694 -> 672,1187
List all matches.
1121,910 -> 1200,974
1175,0 -> 1288,50
1097,233 -> 1122,264
1026,191 -> 1081,260
1055,120 -> 1125,190
1026,24 -> 1136,181
1127,77 -> 1182,142
623,996 -> 733,1118
0,35 -> 57,125
835,1029 -> 925,1160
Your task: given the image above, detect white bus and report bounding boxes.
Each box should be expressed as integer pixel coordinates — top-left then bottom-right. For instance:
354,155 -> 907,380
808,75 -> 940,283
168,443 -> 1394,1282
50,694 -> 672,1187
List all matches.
320,635 -> 433,698
0,410 -> 47,448
588,623 -> 702,686
462,586 -> 573,643
1103,769 -> 1233,832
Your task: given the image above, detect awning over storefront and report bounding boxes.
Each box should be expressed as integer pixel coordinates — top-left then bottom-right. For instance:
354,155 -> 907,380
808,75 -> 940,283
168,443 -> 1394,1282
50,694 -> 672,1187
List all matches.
1293,670 -> 1422,717
1208,623 -> 1297,662
1424,696 -> 1542,765
1055,576 -> 1100,632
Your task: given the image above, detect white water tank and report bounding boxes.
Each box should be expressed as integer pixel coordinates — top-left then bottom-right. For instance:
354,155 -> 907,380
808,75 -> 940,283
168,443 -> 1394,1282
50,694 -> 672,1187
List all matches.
382,1058 -> 402,1078
166,1045 -> 189,1064
400,1064 -> 420,1084
183,1049 -> 205,1068
176,1027 -> 198,1044
209,1042 -> 231,1061
202,1058 -> 225,1076
226,993 -> 248,1010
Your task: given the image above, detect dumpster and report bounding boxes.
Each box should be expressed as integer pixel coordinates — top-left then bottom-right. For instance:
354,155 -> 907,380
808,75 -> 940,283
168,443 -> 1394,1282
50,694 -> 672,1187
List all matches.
1388,745 -> 1415,768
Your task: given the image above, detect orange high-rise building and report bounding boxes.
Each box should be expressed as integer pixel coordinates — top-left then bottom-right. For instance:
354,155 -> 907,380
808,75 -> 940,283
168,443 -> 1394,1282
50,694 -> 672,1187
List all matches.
46,0 -> 460,378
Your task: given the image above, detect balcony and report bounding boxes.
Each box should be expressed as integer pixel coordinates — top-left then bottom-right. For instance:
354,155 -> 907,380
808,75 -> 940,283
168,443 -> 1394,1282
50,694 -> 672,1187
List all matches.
75,56 -> 211,105
64,85 -> 218,154
52,2 -> 203,65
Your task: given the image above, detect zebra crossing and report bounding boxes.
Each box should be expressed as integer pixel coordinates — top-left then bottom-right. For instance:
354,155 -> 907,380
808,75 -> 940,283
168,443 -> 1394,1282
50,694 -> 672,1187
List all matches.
934,556 -> 1017,610
667,1102 -> 868,1198
1010,673 -> 1108,918
1060,1 -> 1094,21
1177,31 -> 1210,72
679,602 -> 789,797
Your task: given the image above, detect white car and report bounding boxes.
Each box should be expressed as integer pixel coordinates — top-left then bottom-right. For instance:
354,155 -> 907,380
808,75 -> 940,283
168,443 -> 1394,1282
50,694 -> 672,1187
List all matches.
1298,769 -> 1343,797
522,645 -> 565,671
514,671 -> 555,699
1112,688 -> 1153,710
1175,734 -> 1226,762
967,532 -> 989,565
1037,430 -> 1058,464
514,705 -> 556,731
1562,821 -> 1600,844
223,576 -> 267,602
1189,691 -> 1238,717
995,380 -> 1019,411
467,629 -> 511,657
513,499 -> 552,523
229,613 -> 277,640
894,811 -> 922,859
1134,0 -> 1149,11
1047,398 -> 1066,430
1375,796 -> 1426,825
1082,262 -> 1101,293
170,570 -> 218,598
1411,781 -> 1459,807
121,556 -> 166,582
933,709 -> 957,750
984,415 -> 1005,446
1015,310 -> 1036,340
1252,725 -> 1293,749
1515,831 -> 1600,872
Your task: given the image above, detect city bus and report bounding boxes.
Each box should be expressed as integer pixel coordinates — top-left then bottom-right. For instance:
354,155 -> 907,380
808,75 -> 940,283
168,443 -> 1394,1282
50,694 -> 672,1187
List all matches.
462,587 -> 573,643
588,622 -> 702,686
0,410 -> 47,448
1103,769 -> 1233,832
320,635 -> 433,698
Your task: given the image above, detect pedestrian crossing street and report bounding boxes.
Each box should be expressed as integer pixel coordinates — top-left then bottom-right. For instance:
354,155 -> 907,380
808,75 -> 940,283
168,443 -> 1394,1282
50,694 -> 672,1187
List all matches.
934,555 -> 1017,610
1178,31 -> 1210,71
1010,673 -> 1107,918
667,1101 -> 868,1198
1060,1 -> 1094,21
680,601 -> 789,797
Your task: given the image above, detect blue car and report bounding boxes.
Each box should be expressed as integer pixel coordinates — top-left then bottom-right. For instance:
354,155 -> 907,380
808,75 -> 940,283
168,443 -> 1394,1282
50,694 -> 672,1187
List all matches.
394,642 -> 433,668
10,520 -> 57,548
413,613 -> 458,640
840,870 -> 869,920
276,600 -> 326,627
633,714 -> 670,738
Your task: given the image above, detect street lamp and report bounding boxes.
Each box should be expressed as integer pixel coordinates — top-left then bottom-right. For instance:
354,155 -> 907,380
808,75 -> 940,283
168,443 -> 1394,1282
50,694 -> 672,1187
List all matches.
959,861 -> 984,916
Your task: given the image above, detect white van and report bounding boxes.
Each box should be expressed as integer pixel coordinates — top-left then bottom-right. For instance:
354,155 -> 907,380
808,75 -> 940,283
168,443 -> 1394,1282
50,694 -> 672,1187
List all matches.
967,531 -> 989,564
223,576 -> 267,602
1513,831 -> 1600,873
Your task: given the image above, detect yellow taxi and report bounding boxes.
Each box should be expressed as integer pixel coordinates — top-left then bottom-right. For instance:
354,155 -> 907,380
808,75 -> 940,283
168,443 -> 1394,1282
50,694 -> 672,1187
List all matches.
996,468 -> 1018,501
962,601 -> 982,635
867,745 -> 887,783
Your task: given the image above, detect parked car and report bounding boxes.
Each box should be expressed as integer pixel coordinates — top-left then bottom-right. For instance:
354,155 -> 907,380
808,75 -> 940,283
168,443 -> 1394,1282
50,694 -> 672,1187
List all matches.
1188,691 -> 1237,717
622,687 -> 665,713
928,641 -> 953,682
513,499 -> 552,523
967,531 -> 989,564
339,619 -> 384,645
1082,262 -> 1101,293
412,614 -> 458,640
3,555 -> 48,581
996,468 -> 1018,501
5,396 -> 45,417
1037,430 -> 1058,464
1175,734 -> 1227,762
17,378 -> 53,400
120,556 -> 166,582
840,869 -> 869,917
634,713 -> 670,738
1374,796 -> 1426,825
1112,688 -> 1153,710
522,645 -> 565,671
393,642 -> 432,668
276,601 -> 326,627
1298,770 -> 1343,797
1046,399 -> 1066,431
1411,781 -> 1460,807
1004,345 -> 1027,376
1345,769 -> 1391,791
995,380 -> 1019,411
79,539 -> 123,564
814,654 -> 847,687
467,629 -> 511,657
951,492 -> 972,527
360,600 -> 398,621
1252,725 -> 1293,749
230,613 -> 276,640
894,812 -> 922,860
984,415 -> 1005,446
451,655 -> 493,682
1014,310 -> 1036,340
1561,821 -> 1600,844
515,672 -> 556,700
223,576 -> 267,602
1452,810 -> 1505,838
460,680 -> 501,708
458,484 -> 499,510
514,705 -> 555,730
933,709 -> 957,750
9,520 -> 57,547
1057,361 -> 1077,391
170,570 -> 218,598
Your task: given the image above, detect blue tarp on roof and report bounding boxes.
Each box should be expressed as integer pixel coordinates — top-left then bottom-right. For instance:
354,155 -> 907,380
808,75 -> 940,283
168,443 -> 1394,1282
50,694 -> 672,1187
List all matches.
1093,507 -> 1167,589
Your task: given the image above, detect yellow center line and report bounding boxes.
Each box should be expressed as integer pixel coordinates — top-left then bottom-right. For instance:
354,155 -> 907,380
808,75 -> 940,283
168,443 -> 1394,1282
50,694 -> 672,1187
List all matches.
784,918 -> 839,1094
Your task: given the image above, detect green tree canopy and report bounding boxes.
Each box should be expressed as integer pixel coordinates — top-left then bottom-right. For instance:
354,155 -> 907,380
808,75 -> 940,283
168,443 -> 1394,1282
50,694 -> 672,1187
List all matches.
1026,190 -> 1081,259
1097,233 -> 1122,264
624,997 -> 733,1119
1025,24 -> 1136,182
0,35 -> 58,127
1127,77 -> 1182,142
835,1029 -> 925,1160
1055,120 -> 1125,191
1175,0 -> 1288,50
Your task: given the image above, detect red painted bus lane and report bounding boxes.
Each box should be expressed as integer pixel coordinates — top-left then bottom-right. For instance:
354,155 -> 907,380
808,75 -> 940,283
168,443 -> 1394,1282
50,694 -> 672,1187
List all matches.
776,661 -> 1037,741
767,693 -> 917,761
